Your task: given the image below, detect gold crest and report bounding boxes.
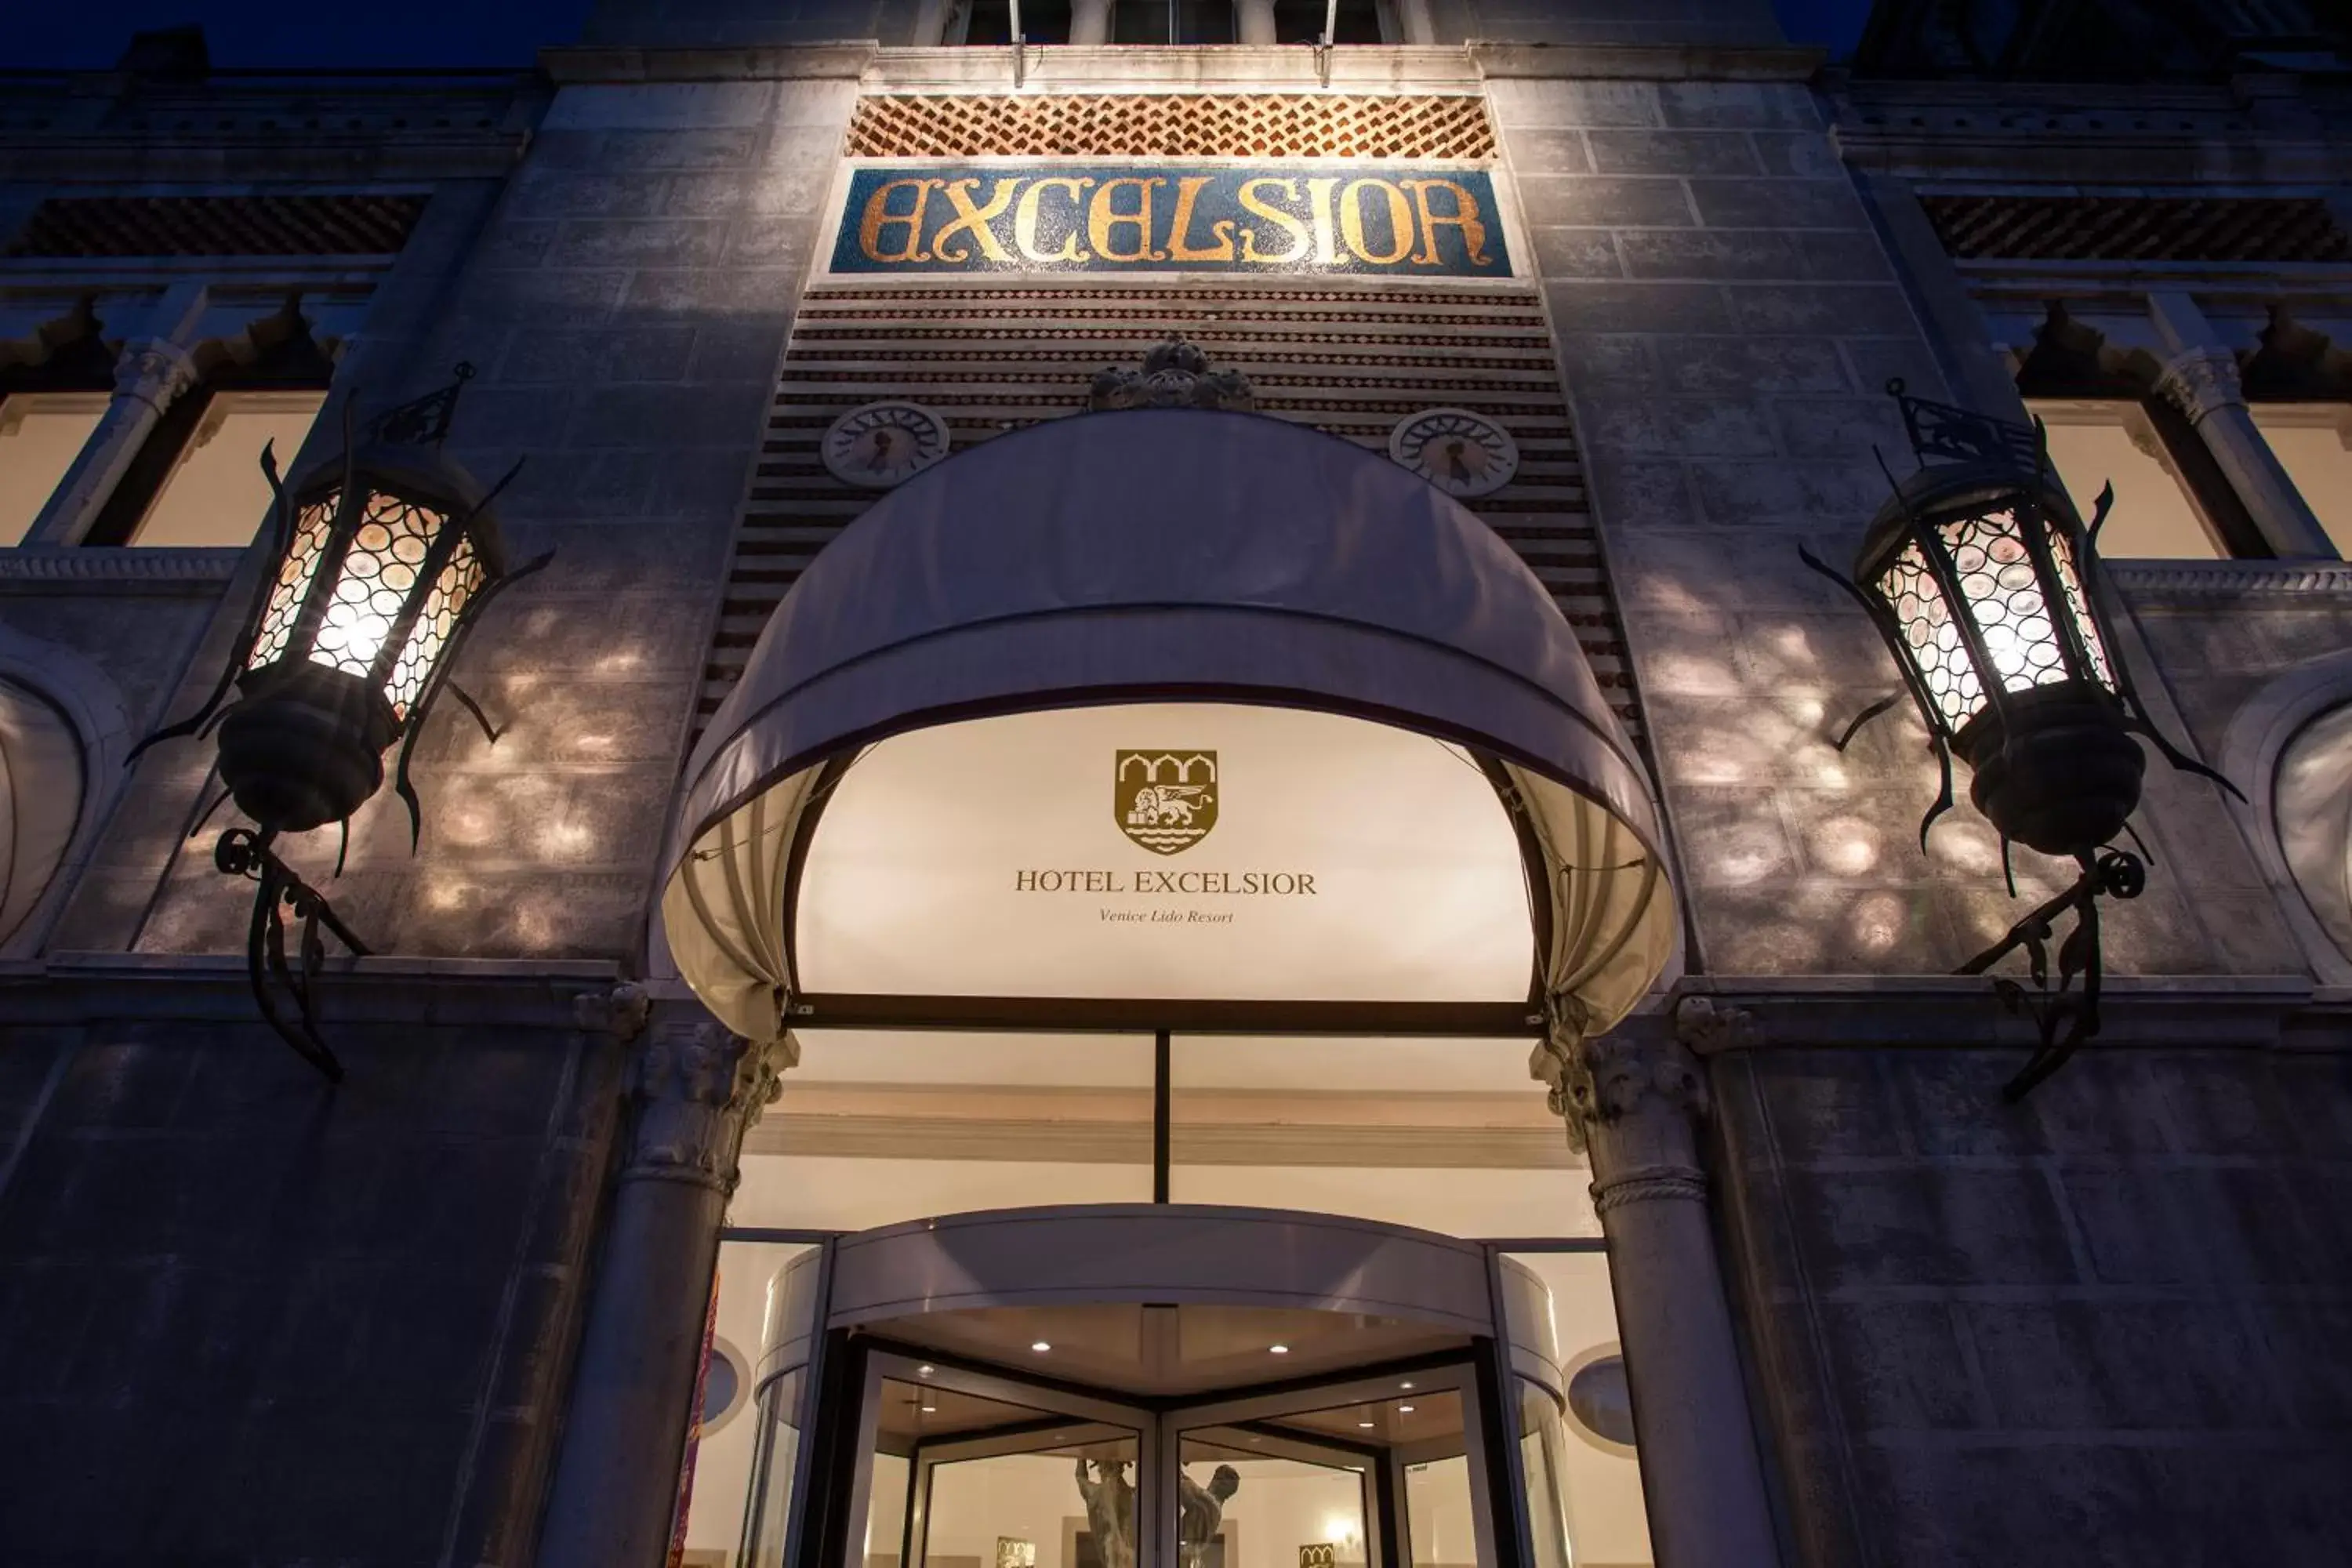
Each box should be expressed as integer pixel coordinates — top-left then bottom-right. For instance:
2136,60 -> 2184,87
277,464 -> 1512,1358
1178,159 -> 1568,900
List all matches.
1115,750 -> 1218,855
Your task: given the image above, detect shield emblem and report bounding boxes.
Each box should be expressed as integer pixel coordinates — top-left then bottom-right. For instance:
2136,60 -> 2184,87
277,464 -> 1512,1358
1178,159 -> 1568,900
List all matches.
1114,750 -> 1218,855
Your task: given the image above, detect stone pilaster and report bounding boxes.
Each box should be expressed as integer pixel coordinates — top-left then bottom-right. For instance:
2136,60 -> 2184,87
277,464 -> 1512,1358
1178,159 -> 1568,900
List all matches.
25,337 -> 202,546
538,1014 -> 795,1568
1531,996 -> 1777,1568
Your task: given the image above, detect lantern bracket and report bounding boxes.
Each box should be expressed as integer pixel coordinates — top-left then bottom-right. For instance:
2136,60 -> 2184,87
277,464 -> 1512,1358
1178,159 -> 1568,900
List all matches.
1958,848 -> 2146,1101
214,826 -> 367,1083
1886,377 -> 2042,473
370,361 -> 474,448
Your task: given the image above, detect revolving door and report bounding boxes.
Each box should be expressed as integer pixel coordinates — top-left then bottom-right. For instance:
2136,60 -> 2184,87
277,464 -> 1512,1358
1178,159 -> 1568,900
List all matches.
733,1207 -> 1588,1568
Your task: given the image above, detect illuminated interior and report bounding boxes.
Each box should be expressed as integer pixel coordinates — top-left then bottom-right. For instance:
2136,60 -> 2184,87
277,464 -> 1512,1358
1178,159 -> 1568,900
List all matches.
0,392 -> 107,546
130,388 -> 326,547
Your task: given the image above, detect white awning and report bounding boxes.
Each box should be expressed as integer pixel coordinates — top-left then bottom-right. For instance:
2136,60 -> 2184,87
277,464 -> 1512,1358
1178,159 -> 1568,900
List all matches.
661,408 -> 1675,1041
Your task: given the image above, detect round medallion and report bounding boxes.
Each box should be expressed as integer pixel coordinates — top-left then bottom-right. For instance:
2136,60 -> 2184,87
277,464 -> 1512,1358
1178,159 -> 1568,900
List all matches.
823,401 -> 950,490
1388,408 -> 1519,499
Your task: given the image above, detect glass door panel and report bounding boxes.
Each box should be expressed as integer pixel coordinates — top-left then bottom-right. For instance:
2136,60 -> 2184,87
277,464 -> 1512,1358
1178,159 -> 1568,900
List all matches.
850,1356 -> 1156,1568
1176,1430 -> 1372,1568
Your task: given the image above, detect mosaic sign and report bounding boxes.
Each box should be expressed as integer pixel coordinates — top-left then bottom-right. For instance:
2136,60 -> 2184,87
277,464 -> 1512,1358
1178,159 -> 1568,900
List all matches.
829,164 -> 1512,278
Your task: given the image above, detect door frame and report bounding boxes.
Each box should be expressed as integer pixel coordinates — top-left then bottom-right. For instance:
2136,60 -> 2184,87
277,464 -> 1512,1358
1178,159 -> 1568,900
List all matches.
833,1348 -> 1494,1568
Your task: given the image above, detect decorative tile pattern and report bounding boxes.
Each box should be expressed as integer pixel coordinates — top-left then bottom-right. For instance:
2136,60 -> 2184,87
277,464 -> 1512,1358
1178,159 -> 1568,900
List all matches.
846,93 -> 1496,161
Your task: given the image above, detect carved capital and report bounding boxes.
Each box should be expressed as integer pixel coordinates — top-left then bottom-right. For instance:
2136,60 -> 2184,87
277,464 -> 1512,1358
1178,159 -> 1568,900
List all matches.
573,981 -> 652,1043
2154,347 -> 2245,423
1532,1021 -> 1708,1156
623,1022 -> 792,1192
112,339 -> 199,413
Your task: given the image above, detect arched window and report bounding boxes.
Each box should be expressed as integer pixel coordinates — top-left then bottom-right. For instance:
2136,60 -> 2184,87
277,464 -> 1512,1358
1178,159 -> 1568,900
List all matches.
2273,702 -> 2352,962
0,679 -> 86,946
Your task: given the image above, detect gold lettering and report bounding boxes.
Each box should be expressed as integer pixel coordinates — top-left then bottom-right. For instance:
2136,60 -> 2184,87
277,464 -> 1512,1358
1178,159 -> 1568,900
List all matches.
1015,869 -> 1038,890
1013,176 -> 1093,263
931,176 -> 1019,263
1167,176 -> 1236,263
1403,179 -> 1494,267
1237,178 -> 1310,264
858,178 -> 942,263
1087,177 -> 1165,263
1340,178 -> 1414,266
1305,177 -> 1340,265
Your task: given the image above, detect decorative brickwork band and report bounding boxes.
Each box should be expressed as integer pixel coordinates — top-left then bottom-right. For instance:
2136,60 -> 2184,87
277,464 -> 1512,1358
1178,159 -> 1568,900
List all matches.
2154,347 -> 2246,423
844,93 -> 1495,161
623,1021 -> 795,1192
1591,1166 -> 1711,1214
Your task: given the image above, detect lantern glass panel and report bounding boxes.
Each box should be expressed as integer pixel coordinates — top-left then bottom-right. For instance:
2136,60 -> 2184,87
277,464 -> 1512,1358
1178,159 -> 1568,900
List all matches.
308,491 -> 444,686
2042,519 -> 2117,690
384,534 -> 485,719
1881,539 -> 1980,731
248,495 -> 339,671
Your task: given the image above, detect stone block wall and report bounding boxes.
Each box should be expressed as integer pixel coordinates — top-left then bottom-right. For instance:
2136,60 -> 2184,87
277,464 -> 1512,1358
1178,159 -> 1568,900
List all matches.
0,964 -> 627,1568
1490,71 -> 2304,979
109,76 -> 857,970
1711,1032 -> 2352,1566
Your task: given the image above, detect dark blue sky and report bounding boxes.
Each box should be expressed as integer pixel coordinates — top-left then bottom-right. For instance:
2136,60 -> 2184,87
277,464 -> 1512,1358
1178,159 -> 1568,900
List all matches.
4,1 -> 1875,69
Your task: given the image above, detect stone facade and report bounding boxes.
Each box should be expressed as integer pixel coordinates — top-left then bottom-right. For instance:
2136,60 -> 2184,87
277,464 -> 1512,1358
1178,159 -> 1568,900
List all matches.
0,2 -> 2347,1565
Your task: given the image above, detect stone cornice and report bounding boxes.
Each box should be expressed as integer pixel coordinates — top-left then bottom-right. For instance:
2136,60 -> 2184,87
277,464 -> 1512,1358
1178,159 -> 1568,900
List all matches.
5,952 -> 626,1027
1650,974 -> 2335,1051
536,39 -> 1820,90
1467,41 -> 1824,82
0,546 -> 243,588
541,42 -> 881,85
2107,558 -> 2352,601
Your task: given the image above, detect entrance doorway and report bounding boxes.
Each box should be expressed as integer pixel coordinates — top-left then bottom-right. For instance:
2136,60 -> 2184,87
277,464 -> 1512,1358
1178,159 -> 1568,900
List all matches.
710,1207 -> 1633,1568
842,1345 -> 1486,1568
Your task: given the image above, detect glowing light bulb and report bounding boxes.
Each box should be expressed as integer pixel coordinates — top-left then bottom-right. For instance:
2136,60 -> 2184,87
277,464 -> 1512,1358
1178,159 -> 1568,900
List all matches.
1031,1341 -> 1052,1353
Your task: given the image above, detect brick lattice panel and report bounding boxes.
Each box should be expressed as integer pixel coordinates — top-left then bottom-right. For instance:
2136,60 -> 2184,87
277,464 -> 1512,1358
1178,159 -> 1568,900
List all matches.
697,281 -> 1641,742
5,194 -> 427,258
1922,194 -> 2352,263
846,93 -> 1495,160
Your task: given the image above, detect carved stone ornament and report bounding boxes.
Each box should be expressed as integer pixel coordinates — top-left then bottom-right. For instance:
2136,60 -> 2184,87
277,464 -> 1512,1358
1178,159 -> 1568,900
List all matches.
1530,995 -> 1744,1157
2154,347 -> 2246,423
112,339 -> 200,414
1087,335 -> 1257,414
572,981 -> 652,1042
624,1021 -> 792,1192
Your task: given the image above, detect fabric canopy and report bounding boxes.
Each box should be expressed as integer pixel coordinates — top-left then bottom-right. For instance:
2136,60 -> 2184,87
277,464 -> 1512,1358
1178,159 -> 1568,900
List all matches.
661,408 -> 1676,1042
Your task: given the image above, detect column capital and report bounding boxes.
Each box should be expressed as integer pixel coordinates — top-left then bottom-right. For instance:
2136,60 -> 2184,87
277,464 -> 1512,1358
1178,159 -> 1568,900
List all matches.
622,1022 -> 797,1192
112,338 -> 200,414
2154,346 -> 2245,423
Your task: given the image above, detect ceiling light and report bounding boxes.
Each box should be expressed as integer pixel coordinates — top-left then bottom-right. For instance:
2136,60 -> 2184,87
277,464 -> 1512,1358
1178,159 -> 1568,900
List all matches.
1269,1344 -> 1290,1355
921,1404 -> 938,1414
1358,1421 -> 1374,1428
1399,1381 -> 1414,1390
918,1365 -> 935,1376
1031,1341 -> 1052,1353
1398,1405 -> 1415,1414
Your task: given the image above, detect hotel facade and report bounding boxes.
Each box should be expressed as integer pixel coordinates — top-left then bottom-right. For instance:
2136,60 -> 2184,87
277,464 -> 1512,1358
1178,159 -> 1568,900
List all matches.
0,2 -> 2347,1565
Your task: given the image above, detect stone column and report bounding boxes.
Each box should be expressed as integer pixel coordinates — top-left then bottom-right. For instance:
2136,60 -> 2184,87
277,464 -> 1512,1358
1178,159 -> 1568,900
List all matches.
2145,290 -> 2336,560
1069,0 -> 1114,43
24,336 -> 200,546
1532,998 -> 1777,1568
1236,0 -> 1279,44
539,1015 -> 794,1568
2151,347 -> 2336,558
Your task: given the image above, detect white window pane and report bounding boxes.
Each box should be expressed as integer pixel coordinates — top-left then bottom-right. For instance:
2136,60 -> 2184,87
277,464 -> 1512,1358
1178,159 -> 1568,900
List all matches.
0,394 -> 108,546
2031,403 -> 2223,560
133,389 -> 325,547
2249,406 -> 2352,557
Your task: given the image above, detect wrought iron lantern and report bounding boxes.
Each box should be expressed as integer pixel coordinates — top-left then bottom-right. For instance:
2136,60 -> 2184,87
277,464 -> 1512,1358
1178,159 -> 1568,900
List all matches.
1805,381 -> 2238,1098
131,366 -> 549,1080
